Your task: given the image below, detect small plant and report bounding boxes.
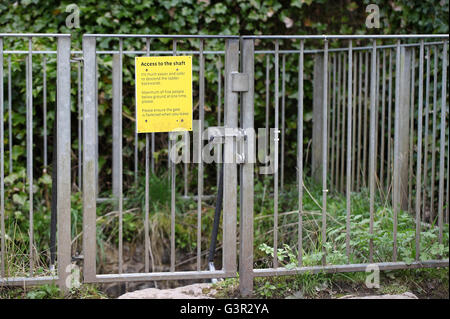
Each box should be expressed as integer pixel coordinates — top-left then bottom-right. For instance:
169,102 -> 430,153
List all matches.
26,284 -> 61,299
256,281 -> 277,298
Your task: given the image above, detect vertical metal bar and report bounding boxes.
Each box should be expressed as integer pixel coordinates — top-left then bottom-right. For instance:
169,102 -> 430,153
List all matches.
312,54 -> 325,184
375,50 -> 380,193
170,39 -> 178,272
222,38 -> 239,274
132,41 -> 139,185
340,52 -> 347,193
346,40 -> 352,260
335,53 -> 341,189
134,107 -> 138,186
369,40 -> 377,263
43,56 -> 47,170
387,49 -> 393,197
82,36 -> 97,282
363,51 -> 369,188
144,133 -> 150,273
327,54 -> 332,176
196,39 -> 204,272
239,38 -> 254,297
330,54 -> 336,188
430,45 -> 439,223
27,37 -> 34,276
150,39 -> 155,175
398,48 -> 412,211
56,36 -> 71,290
298,40 -> 304,267
322,40 -> 328,265
447,120 -> 450,225
393,41 -> 401,262
273,40 -> 279,268
265,54 -> 270,163
118,38 -> 124,275
216,58 -> 222,189
380,50 -> 386,194
77,60 -> 82,190
415,40 -> 425,261
281,54 -> 285,191
144,37 -> 151,273
422,47 -> 431,221
168,41 -> 177,179
95,55 -> 99,196
357,51 -> 363,191
438,41 -> 448,243
0,37 -> 5,278
351,51 -> 357,191
408,49 -> 416,214
112,54 -> 121,203
7,55 -> 12,174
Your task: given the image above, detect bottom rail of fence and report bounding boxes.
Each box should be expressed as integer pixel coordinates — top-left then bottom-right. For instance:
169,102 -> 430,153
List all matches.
252,259 -> 449,277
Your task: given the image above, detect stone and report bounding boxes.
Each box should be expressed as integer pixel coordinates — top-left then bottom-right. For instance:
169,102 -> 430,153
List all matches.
339,292 -> 418,299
117,283 -> 217,299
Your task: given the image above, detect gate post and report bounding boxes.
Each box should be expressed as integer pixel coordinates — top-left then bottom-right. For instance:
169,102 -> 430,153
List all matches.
82,36 -> 97,282
312,54 -> 325,183
222,39 -> 239,275
240,39 -> 254,296
56,35 -> 72,291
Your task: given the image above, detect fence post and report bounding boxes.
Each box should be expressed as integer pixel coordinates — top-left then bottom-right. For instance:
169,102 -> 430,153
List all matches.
240,39 -> 254,296
56,35 -> 72,291
82,36 -> 97,282
393,47 -> 412,212
222,39 -> 239,275
312,54 -> 325,183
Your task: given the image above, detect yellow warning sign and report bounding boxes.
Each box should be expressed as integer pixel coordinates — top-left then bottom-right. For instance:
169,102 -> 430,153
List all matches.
135,56 -> 192,133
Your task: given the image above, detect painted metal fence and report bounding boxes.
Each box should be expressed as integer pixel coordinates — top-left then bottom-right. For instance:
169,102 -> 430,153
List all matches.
0,33 -> 448,297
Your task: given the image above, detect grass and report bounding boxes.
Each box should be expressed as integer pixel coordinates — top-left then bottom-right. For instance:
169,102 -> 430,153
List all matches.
253,177 -> 449,268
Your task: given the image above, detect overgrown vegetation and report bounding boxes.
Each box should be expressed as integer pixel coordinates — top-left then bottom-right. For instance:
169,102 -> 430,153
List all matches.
213,267 -> 449,299
0,283 -> 108,299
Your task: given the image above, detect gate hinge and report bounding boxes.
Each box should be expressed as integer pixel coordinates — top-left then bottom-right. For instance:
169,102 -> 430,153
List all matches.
231,72 -> 249,92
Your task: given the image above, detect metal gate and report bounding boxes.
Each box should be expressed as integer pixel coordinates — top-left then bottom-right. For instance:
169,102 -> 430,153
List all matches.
81,35 -> 241,284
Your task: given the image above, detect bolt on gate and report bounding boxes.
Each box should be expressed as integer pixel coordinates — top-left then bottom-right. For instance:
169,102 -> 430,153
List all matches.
0,33 -> 449,297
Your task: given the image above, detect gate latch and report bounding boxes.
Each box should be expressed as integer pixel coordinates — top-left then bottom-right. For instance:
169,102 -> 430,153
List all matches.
207,126 -> 247,164
231,72 -> 249,92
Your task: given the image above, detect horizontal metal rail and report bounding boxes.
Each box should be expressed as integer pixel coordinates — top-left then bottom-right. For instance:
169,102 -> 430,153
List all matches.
84,34 -> 239,39
0,33 -> 71,38
253,260 -> 449,277
0,276 -> 58,287
87,270 -> 236,283
2,41 -> 444,56
242,34 -> 449,40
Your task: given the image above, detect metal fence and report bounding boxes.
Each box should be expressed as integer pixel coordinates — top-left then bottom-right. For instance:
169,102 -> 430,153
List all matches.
0,33 -> 71,287
0,33 -> 448,297
240,35 -> 449,295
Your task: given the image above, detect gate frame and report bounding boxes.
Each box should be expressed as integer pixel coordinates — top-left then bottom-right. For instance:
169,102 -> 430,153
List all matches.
81,34 -> 240,284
